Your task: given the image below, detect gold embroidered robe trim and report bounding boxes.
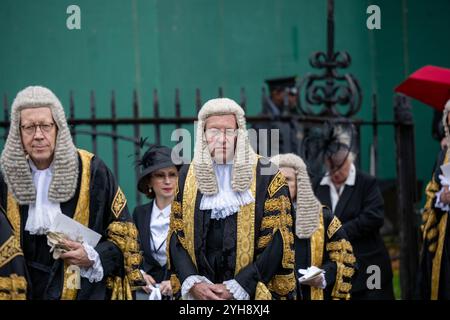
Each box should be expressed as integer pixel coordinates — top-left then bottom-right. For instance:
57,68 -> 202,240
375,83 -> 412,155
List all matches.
309,207 -> 325,300
0,236 -> 23,269
0,274 -> 27,300
327,216 -> 342,239
235,161 -> 258,274
61,149 -> 94,300
182,165 -> 199,268
111,187 -> 127,219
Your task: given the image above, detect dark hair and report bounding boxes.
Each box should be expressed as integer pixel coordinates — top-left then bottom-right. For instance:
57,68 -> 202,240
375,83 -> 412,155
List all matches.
143,175 -> 155,199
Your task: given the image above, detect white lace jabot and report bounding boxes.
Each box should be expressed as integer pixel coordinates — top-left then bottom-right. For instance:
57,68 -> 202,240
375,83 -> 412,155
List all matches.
25,160 -> 61,235
199,163 -> 254,220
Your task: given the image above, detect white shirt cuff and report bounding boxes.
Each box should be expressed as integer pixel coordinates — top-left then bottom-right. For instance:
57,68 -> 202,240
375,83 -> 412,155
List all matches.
223,279 -> 250,300
79,243 -> 104,283
435,188 -> 450,211
319,273 -> 327,289
181,275 -> 212,300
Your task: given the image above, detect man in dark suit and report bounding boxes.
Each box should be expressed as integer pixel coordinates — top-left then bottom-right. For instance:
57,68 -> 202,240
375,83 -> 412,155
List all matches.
313,136 -> 394,300
251,76 -> 304,156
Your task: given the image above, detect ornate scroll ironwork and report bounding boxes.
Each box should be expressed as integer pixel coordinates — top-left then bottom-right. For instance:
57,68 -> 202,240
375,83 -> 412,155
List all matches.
298,0 -> 362,117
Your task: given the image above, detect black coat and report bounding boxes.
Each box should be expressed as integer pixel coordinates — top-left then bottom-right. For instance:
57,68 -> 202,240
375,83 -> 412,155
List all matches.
133,201 -> 170,283
314,170 -> 394,299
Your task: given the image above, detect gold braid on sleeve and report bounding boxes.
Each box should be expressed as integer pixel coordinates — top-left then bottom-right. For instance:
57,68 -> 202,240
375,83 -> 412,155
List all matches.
166,200 -> 186,271
422,177 -> 441,253
0,274 -> 27,300
170,274 -> 181,297
263,195 -> 294,269
326,239 -> 355,300
106,221 -> 145,300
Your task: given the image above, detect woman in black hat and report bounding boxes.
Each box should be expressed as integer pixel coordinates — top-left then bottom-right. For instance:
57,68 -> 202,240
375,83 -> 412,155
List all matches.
312,127 -> 394,300
133,144 -> 179,300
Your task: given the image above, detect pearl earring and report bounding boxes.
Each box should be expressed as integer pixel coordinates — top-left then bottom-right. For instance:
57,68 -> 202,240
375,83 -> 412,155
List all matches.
148,187 -> 153,193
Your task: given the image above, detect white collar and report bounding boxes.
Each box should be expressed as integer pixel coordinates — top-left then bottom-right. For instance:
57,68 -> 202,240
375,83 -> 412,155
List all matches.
320,163 -> 356,187
25,159 -> 60,235
152,200 -> 171,219
213,163 -> 234,191
28,159 -> 54,174
200,163 -> 254,220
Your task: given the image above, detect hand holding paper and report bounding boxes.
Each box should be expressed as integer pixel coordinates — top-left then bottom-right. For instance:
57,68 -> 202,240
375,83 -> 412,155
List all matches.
59,240 -> 95,268
46,212 -> 101,260
298,266 -> 326,288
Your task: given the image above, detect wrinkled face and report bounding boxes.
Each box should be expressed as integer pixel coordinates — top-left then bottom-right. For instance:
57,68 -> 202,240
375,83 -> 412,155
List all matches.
205,114 -> 238,164
326,154 -> 353,186
149,166 -> 178,200
20,107 -> 57,170
279,166 -> 297,201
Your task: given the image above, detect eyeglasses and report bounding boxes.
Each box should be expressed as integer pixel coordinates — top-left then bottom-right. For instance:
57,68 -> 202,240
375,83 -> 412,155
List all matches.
205,128 -> 238,139
151,172 -> 178,181
20,122 -> 55,135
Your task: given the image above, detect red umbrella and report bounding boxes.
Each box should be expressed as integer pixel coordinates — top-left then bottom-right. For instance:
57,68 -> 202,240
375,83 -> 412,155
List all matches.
395,65 -> 450,111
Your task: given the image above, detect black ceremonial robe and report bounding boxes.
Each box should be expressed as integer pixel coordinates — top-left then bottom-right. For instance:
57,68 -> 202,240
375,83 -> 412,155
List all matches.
418,149 -> 450,300
294,206 -> 355,300
0,149 -> 144,300
167,159 -> 297,300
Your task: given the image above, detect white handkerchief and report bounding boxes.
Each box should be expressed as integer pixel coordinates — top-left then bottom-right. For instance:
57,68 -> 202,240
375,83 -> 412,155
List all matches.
298,266 -> 325,283
49,213 -> 101,247
148,284 -> 162,300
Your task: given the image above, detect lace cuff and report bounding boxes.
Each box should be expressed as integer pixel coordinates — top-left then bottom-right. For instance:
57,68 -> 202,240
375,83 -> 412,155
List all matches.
181,275 -> 212,300
318,273 -> 327,289
223,279 -> 250,300
79,243 -> 104,283
435,189 -> 450,212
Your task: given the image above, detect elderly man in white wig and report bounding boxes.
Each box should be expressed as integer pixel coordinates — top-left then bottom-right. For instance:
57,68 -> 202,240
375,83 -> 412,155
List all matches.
167,98 -> 296,300
271,153 -> 355,300
0,86 -> 144,299
418,99 -> 450,300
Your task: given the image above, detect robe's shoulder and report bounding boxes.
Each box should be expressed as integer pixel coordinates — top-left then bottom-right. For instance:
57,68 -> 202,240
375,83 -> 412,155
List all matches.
84,152 -> 106,172
255,157 -> 284,192
256,157 -> 291,201
175,164 -> 191,194
78,150 -> 116,184
322,206 -> 334,226
321,206 -> 344,240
